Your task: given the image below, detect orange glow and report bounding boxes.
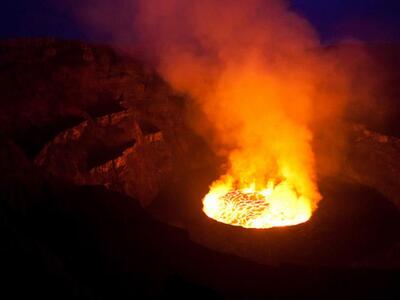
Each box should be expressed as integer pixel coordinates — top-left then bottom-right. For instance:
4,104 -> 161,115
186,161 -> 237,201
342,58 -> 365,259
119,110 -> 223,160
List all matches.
134,0 -> 371,229
199,58 -> 321,228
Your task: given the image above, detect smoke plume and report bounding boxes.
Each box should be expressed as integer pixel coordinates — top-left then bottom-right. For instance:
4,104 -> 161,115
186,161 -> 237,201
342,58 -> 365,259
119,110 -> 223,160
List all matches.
68,0 -> 377,212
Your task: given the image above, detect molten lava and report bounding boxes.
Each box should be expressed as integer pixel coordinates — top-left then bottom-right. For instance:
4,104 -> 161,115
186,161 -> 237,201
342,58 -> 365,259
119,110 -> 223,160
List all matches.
203,180 -> 312,229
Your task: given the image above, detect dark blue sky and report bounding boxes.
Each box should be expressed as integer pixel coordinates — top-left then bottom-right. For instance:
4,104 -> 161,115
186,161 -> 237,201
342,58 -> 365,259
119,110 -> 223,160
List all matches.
1,0 -> 399,43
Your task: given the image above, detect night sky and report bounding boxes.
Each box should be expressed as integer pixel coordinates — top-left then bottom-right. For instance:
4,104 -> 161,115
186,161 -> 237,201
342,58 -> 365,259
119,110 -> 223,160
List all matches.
1,0 -> 400,43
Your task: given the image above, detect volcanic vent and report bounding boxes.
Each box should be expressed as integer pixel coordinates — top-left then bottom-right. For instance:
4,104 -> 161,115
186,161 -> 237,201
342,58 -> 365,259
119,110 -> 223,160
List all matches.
203,181 -> 311,229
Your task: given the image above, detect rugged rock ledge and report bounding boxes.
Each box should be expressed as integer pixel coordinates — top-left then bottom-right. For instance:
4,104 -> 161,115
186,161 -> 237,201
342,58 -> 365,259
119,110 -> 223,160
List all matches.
0,38 -> 214,206
33,109 -> 169,205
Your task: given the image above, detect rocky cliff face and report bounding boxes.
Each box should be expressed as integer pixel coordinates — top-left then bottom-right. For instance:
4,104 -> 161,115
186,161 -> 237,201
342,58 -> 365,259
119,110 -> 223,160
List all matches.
0,38 -> 214,207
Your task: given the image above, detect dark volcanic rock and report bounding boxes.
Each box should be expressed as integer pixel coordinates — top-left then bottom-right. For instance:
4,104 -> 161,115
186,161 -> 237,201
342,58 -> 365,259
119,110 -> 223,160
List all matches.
345,124 -> 400,210
0,38 -> 144,155
0,38 -> 215,206
1,168 -> 398,299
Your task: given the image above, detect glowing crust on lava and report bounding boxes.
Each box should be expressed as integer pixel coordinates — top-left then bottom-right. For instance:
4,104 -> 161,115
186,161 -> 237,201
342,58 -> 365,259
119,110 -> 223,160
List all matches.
203,181 -> 313,229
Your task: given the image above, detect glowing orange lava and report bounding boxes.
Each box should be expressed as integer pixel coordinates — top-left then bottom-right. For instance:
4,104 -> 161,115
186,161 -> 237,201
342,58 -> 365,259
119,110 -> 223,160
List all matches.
203,180 -> 313,229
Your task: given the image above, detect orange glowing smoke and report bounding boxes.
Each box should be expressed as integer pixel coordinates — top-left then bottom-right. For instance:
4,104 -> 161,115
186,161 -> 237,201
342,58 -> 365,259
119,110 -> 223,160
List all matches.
134,0 -> 365,228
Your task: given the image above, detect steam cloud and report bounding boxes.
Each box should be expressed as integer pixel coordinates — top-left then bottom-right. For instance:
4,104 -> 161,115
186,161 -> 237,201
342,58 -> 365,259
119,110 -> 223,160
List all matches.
69,0 -> 376,210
